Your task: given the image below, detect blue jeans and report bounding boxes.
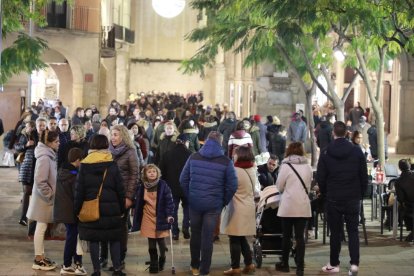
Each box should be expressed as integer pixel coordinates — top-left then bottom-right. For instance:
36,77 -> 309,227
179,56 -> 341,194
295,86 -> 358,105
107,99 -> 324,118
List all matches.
189,209 -> 220,275
64,223 -> 82,267
172,196 -> 190,236
326,199 -> 360,266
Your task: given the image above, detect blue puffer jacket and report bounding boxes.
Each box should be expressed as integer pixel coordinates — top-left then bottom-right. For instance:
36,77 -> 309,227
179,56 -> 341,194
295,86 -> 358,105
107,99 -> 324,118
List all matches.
180,139 -> 238,212
131,179 -> 174,232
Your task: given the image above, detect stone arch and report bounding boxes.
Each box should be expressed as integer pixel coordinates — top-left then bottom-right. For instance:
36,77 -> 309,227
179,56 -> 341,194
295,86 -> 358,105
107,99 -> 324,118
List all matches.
48,47 -> 84,113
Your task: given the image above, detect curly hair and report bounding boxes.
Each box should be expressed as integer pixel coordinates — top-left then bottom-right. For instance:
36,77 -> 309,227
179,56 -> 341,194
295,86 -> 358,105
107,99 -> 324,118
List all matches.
70,125 -> 86,140
141,164 -> 161,183
110,124 -> 134,149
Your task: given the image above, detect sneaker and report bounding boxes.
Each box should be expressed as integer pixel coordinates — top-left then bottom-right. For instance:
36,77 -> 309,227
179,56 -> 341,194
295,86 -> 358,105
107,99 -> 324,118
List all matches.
348,264 -> 358,276
60,264 -> 76,275
191,267 -> 200,276
308,230 -> 315,239
44,257 -> 57,265
75,263 -> 87,275
32,258 -> 56,271
19,219 -> 28,226
322,263 -> 340,273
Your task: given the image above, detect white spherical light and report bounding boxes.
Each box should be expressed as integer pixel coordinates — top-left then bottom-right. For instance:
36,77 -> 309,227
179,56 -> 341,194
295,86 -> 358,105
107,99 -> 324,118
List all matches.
152,0 -> 186,18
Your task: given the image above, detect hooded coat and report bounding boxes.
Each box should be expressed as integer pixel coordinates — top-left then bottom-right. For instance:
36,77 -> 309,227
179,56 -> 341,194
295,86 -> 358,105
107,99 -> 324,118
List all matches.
218,118 -> 237,155
227,130 -> 253,158
317,138 -> 368,201
74,151 -> 125,242
53,163 -> 79,223
276,155 -> 312,218
26,142 -> 57,223
180,139 -> 238,212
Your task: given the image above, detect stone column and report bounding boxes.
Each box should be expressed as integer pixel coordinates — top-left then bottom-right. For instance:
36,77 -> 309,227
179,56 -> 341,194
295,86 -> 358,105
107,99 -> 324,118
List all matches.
115,45 -> 130,104
396,80 -> 414,154
214,48 -> 226,106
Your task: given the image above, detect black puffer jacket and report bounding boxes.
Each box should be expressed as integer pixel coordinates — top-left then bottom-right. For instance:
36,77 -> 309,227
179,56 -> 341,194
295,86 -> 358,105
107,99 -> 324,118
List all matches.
316,138 -> 368,201
75,159 -> 125,242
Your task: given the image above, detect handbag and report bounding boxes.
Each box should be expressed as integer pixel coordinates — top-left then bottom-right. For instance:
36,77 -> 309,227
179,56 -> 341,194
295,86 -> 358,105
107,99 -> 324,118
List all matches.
286,163 -> 309,195
78,169 -> 107,222
16,152 -> 25,163
243,168 -> 261,199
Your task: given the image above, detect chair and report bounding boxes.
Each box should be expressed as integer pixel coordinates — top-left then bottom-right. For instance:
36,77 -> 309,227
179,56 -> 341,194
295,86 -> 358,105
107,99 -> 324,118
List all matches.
321,201 -> 368,246
399,202 -> 414,243
380,192 -> 393,234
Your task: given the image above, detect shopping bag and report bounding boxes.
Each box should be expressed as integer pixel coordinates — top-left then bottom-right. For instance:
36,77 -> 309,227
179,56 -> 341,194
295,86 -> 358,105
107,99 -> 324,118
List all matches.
1,149 -> 15,167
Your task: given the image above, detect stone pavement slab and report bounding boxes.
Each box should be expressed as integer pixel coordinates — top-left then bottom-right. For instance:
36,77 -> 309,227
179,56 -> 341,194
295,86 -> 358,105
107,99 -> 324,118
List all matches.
0,166 -> 413,276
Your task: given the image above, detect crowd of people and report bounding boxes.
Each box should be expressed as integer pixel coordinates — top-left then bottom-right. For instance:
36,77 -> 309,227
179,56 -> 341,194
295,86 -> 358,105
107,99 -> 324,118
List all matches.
1,92 -> 413,276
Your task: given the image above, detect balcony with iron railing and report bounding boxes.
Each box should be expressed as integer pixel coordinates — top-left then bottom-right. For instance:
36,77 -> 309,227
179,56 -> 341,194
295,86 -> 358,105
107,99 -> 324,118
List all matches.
41,1 -> 100,33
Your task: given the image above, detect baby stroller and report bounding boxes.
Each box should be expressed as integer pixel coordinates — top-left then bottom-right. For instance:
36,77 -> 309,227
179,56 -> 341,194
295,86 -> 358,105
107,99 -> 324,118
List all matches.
253,185 -> 283,268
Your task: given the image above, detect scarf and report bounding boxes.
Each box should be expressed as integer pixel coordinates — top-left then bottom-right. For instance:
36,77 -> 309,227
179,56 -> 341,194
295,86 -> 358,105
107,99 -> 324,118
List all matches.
109,141 -> 128,157
234,160 -> 254,168
143,177 -> 160,189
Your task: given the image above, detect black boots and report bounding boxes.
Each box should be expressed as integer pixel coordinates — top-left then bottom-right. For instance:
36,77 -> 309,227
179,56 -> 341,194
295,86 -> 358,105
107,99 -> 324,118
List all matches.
182,228 -> 190,239
149,249 -> 159,273
158,256 -> 166,271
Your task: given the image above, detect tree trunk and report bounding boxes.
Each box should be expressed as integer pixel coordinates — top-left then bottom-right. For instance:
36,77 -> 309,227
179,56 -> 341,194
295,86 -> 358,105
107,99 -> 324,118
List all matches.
306,87 -> 318,167
355,47 -> 386,168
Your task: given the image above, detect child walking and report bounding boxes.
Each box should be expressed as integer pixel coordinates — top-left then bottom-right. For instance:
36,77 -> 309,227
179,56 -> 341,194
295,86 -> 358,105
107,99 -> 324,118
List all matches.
53,147 -> 87,275
132,164 -> 174,273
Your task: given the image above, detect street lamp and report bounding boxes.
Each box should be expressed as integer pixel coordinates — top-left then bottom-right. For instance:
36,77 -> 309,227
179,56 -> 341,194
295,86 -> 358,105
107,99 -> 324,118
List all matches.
152,0 -> 186,18
333,46 -> 345,62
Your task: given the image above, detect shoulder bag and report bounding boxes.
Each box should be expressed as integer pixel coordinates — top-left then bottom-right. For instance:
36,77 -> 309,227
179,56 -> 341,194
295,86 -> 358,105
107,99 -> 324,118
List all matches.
286,163 -> 309,195
243,168 -> 260,199
78,169 -> 107,222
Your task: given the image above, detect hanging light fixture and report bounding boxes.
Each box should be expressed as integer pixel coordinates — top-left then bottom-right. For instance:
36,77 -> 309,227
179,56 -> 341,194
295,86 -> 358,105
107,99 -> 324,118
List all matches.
152,0 -> 186,19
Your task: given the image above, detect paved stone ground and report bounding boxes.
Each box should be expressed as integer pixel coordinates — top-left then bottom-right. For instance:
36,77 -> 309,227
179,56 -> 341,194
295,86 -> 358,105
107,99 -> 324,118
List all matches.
0,154 -> 413,276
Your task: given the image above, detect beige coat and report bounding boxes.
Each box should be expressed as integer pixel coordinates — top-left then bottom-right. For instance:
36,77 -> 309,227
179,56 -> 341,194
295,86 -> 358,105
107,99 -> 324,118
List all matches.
276,155 -> 312,218
27,143 -> 57,223
221,166 -> 256,236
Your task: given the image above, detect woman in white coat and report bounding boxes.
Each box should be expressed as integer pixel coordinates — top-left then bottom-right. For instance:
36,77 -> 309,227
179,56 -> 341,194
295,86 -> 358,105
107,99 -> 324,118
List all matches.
275,142 -> 312,276
221,146 -> 257,275
26,130 -> 60,271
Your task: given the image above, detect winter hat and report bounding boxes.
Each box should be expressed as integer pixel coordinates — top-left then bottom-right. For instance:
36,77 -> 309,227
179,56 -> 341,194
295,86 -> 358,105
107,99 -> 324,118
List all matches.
272,116 -> 281,125
177,133 -> 190,143
253,114 -> 261,123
